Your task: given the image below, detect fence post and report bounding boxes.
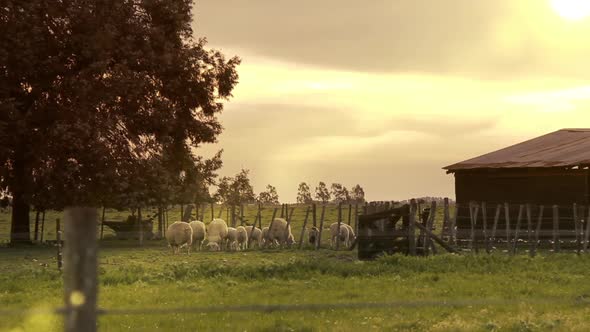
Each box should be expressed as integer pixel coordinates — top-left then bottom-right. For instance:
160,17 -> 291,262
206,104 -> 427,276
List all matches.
34,210 -> 40,242
553,205 -> 560,253
511,205 -> 524,255
425,201 -> 436,255
248,204 -> 260,248
210,203 -> 214,221
348,203 -> 352,226
504,203 -> 511,253
490,204 -> 501,251
482,202 -> 488,254
408,199 -> 417,256
316,205 -> 326,250
532,205 -> 544,256
40,210 -> 46,243
526,204 -> 533,257
443,198 -> 450,240
240,204 -> 244,226
63,207 -> 98,332
298,206 -> 311,249
265,207 -> 279,248
56,218 -> 62,271
451,203 -> 459,246
336,202 -> 342,250
573,203 -> 583,255
469,203 -> 479,253
585,206 -> 590,253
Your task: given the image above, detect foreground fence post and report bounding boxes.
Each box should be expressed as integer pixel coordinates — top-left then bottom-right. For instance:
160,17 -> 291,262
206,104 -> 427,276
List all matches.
451,203 -> 458,246
56,218 -> 62,271
63,207 -> 98,332
316,205 -> 326,250
336,203 -> 342,250
408,199 -> 417,256
298,206 -> 311,249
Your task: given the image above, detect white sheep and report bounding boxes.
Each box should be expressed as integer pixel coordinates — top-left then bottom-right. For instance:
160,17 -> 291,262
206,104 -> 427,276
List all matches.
261,226 -> 270,247
206,218 -> 228,251
165,221 -> 193,254
226,227 -> 238,251
342,224 -> 356,243
244,225 -> 262,248
236,226 -> 248,250
265,218 -> 295,248
188,220 -> 206,251
329,222 -> 350,249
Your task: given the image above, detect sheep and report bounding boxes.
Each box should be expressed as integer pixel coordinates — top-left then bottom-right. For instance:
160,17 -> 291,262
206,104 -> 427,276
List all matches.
165,221 -> 193,254
308,226 -> 320,247
342,224 -> 356,243
329,222 -> 351,249
261,227 -> 270,247
206,218 -> 228,251
226,227 -> 238,251
244,225 -> 262,248
236,226 -> 248,250
188,220 -> 206,251
265,218 -> 295,248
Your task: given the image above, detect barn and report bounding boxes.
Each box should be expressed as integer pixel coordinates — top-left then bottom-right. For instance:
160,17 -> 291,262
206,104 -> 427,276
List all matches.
443,128 -> 590,243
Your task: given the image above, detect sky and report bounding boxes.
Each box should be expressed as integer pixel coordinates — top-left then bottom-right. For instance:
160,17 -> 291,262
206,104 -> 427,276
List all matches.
191,0 -> 590,202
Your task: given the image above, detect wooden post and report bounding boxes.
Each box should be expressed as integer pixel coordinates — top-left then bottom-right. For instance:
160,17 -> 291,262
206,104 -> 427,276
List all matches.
157,206 -> 163,238
532,205 -> 544,257
165,208 -> 169,230
511,205 -> 524,255
265,207 -> 279,248
210,203 -> 214,221
414,222 -> 459,253
408,199 -> 417,256
504,203 -> 511,252
288,206 -> 295,222
56,218 -> 62,271
100,207 -> 106,240
63,207 -> 98,332
490,204 -> 501,250
354,203 -> 359,234
348,203 -> 352,225
336,202 -> 342,250
451,203 -> 459,246
34,210 -> 40,242
425,201 -> 436,255
482,202 -> 488,254
284,204 -> 293,247
443,198 -> 450,240
470,203 -> 479,253
585,206 -> 590,253
553,205 -> 560,253
312,203 -> 317,227
316,205 -> 326,250
573,203 -> 583,255
40,211 -> 46,243
240,204 -> 245,226
526,204 -> 533,257
247,204 -> 260,248
138,207 -> 143,246
298,206 -> 311,249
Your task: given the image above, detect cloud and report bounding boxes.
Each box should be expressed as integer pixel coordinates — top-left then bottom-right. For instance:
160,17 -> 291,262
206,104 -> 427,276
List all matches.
194,0 -> 590,79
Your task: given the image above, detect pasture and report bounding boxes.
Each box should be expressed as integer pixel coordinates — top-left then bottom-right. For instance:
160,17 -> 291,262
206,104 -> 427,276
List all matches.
2,207 -> 590,331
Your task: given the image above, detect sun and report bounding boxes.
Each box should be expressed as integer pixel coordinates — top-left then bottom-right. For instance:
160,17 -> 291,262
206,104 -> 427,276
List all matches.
550,0 -> 590,21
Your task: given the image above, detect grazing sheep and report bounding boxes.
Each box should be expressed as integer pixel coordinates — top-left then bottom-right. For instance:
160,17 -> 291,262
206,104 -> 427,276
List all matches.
236,226 -> 248,250
244,226 -> 262,248
261,227 -> 270,247
342,224 -> 356,243
188,220 -> 206,251
165,222 -> 193,255
308,226 -> 320,247
206,218 -> 229,251
329,222 -> 350,249
265,218 -> 294,248
226,227 -> 238,251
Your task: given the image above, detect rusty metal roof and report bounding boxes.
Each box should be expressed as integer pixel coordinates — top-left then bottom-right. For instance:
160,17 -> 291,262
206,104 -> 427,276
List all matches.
444,129 -> 590,172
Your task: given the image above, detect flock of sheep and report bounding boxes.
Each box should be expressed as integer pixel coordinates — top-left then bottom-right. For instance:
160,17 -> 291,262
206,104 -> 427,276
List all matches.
164,217 -> 356,254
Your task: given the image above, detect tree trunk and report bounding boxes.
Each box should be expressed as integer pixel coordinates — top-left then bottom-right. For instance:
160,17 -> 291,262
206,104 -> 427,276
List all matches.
11,190 -> 31,244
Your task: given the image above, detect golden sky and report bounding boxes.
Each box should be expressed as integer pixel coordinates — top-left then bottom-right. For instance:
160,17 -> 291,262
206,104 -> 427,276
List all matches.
192,0 -> 590,202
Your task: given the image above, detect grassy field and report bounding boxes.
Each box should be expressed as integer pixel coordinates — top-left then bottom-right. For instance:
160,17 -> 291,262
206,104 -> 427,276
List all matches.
2,241 -> 590,331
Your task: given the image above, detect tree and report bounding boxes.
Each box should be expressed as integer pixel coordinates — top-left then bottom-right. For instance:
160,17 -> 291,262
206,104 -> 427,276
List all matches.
296,182 -> 313,204
214,169 -> 256,206
258,184 -> 279,204
315,182 -> 331,204
350,184 -> 366,204
0,1 -> 240,243
330,183 -> 350,203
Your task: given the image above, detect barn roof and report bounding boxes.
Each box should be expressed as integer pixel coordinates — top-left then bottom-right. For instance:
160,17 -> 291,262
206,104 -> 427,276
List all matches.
444,129 -> 590,172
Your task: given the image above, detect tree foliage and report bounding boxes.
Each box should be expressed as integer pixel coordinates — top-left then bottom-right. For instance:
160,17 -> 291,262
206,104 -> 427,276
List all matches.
0,0 -> 240,242
315,182 -> 331,204
214,169 -> 256,206
258,184 -> 279,204
330,183 -> 350,203
296,182 -> 313,204
350,184 -> 366,204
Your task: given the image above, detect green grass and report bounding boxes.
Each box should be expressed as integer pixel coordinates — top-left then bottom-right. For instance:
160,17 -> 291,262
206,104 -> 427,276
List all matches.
2,241 -> 590,331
